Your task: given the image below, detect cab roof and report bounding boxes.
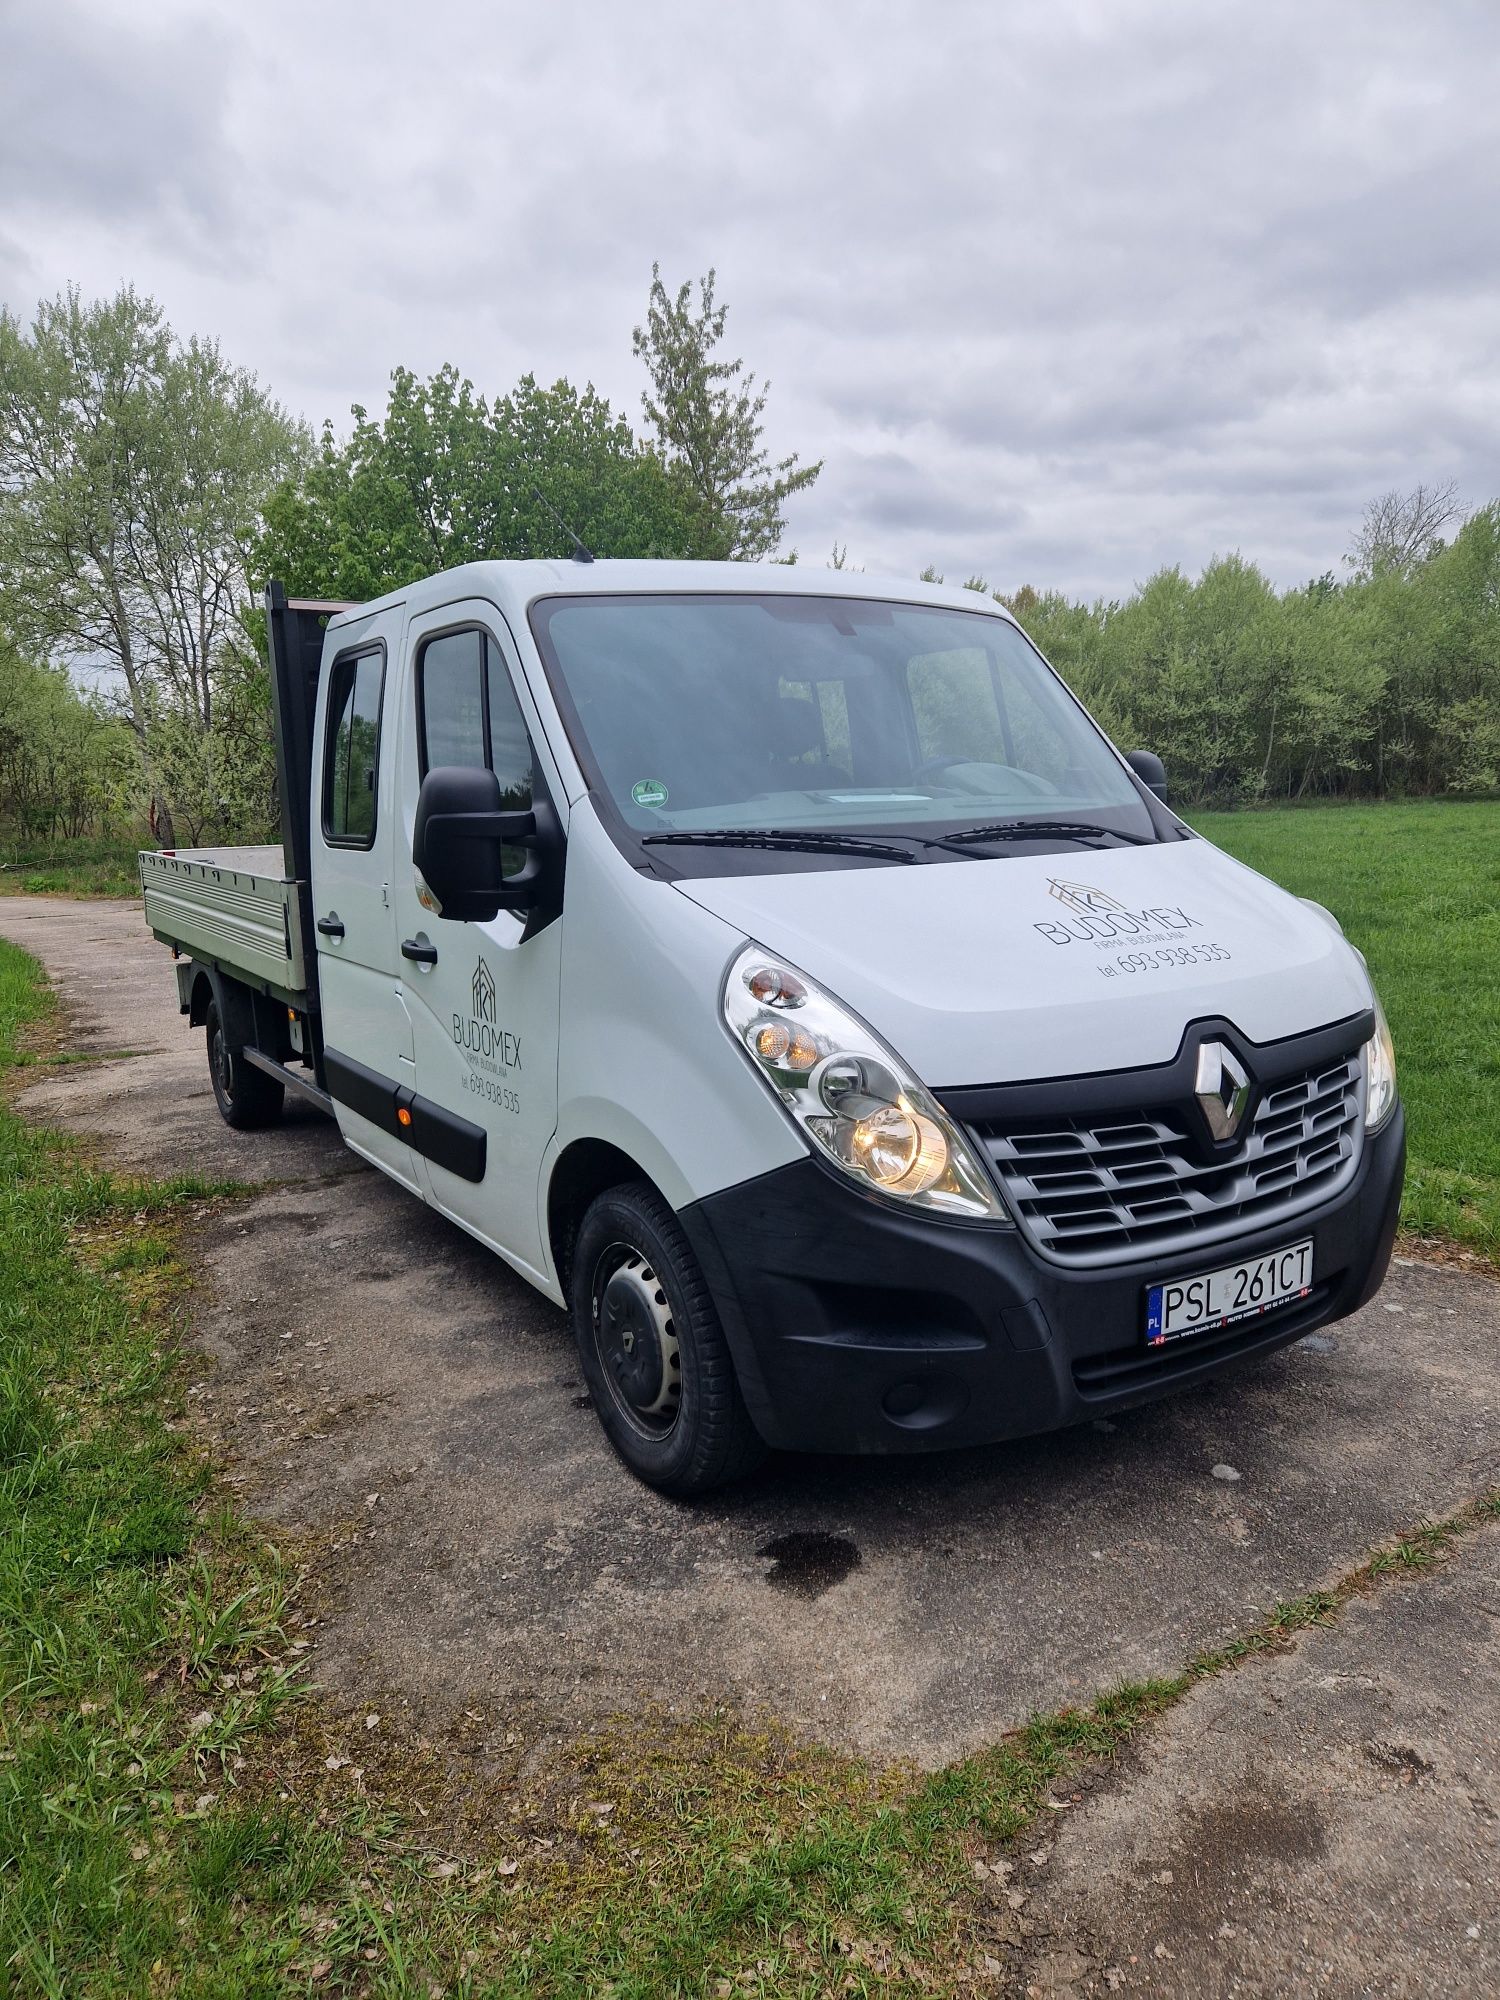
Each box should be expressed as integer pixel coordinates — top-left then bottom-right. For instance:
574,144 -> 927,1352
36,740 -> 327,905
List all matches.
326,559 -> 1021,634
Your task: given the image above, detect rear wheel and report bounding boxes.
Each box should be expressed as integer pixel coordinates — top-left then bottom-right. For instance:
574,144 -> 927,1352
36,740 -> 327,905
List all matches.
570,1183 -> 765,1497
205,997 -> 283,1130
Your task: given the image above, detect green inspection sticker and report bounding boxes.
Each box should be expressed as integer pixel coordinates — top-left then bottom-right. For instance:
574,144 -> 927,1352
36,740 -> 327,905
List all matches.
631,778 -> 669,809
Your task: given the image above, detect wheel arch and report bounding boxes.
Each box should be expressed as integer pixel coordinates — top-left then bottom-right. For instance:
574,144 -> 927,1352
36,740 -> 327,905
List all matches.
193,963 -> 289,1063
186,966 -> 216,1027
546,1137 -> 665,1294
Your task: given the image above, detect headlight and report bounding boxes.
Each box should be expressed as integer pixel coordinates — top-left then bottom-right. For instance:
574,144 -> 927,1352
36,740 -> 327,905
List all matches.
722,946 -> 1009,1221
1362,996 -> 1397,1132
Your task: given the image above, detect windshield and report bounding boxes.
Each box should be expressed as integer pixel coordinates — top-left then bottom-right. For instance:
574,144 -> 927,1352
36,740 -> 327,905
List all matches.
529,593 -> 1150,843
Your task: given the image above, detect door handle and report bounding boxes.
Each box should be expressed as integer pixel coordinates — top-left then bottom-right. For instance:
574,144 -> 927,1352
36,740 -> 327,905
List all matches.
401,938 -> 438,965
317,914 -> 345,939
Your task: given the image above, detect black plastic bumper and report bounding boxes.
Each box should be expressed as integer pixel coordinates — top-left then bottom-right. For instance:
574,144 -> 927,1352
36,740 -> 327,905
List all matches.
678,1105 -> 1405,1454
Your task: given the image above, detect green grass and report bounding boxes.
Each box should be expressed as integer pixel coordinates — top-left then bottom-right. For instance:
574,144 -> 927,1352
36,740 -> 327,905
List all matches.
1,932 -> 1497,1994
2,802 -> 1498,1993
1191,798 -> 1500,1262
0,837 -> 145,899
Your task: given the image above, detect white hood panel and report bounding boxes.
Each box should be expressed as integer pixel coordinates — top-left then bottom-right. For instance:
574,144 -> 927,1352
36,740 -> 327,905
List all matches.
674,839 -> 1372,1089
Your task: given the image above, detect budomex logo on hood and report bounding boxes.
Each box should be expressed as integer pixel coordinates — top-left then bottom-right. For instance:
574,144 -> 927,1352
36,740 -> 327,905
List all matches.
1036,878 -> 1204,946
1049,879 -> 1132,918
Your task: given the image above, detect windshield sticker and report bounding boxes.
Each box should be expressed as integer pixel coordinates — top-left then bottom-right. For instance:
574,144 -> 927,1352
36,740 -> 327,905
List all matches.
631,778 -> 669,809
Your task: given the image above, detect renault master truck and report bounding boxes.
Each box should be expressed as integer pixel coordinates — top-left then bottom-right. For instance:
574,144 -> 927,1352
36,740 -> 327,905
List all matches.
139,564 -> 1404,1493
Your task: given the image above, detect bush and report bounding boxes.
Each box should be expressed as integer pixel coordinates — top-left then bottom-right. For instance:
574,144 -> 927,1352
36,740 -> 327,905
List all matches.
1006,506 -> 1500,806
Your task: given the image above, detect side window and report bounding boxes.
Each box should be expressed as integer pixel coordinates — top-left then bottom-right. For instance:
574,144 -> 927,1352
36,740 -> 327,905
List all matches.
323,649 -> 384,847
815,680 -> 852,775
419,630 -> 488,772
417,628 -> 534,814
909,649 -> 1009,766
908,646 -> 1081,788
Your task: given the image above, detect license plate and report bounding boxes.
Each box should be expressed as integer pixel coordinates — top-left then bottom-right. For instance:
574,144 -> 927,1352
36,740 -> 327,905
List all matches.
1145,1240 -> 1314,1346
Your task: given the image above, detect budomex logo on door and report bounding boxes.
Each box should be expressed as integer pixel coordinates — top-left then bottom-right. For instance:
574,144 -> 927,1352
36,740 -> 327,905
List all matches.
1035,878 -> 1204,946
454,955 -> 521,1070
472,955 -> 496,1024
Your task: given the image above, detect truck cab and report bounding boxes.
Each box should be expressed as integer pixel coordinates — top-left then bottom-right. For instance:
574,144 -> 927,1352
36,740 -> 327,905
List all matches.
142,561 -> 1404,1494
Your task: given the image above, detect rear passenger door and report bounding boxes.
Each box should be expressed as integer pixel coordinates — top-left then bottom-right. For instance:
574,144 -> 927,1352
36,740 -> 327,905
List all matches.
311,625 -> 422,1190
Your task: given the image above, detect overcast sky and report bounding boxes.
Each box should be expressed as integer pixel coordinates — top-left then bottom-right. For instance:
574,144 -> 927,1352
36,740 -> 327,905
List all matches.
3,0 -> 1498,600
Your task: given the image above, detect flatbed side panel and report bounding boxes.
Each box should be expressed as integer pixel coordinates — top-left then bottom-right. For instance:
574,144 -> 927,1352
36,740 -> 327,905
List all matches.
139,849 -> 307,998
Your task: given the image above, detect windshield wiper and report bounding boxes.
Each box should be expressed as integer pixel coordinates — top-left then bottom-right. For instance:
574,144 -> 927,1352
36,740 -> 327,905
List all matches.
641,828 -> 917,863
924,819 -> 1154,852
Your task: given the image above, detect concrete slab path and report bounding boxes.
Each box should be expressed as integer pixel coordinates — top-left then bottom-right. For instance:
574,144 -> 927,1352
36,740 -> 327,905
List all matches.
3,894 -> 1494,1782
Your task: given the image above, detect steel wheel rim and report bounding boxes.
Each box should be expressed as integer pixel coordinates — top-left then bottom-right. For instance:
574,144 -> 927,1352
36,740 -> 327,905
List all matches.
590,1241 -> 682,1440
210,1019 -> 232,1102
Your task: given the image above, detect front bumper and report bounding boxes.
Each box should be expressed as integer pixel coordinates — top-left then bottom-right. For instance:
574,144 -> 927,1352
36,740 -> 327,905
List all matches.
678,1105 -> 1405,1454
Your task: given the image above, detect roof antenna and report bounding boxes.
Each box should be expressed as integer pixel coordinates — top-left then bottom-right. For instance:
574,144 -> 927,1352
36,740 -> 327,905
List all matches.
530,485 -> 595,564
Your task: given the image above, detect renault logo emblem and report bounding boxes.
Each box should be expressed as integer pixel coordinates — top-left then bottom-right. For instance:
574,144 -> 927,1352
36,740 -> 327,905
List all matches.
1195,1040 -> 1251,1141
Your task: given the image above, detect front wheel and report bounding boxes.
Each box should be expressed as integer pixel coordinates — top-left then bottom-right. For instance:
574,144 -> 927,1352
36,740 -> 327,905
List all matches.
570,1183 -> 766,1497
205,998 -> 284,1130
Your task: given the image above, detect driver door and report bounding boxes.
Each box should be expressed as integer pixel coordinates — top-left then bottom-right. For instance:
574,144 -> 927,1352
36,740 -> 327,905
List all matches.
391,602 -> 563,1285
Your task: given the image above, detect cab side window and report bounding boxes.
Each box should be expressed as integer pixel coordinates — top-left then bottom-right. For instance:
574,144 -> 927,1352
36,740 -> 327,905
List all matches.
323,649 -> 384,847
417,628 -> 533,811
419,630 -> 488,771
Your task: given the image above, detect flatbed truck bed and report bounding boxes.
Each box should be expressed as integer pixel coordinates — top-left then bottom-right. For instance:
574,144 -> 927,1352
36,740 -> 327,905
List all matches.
139,845 -> 309,1007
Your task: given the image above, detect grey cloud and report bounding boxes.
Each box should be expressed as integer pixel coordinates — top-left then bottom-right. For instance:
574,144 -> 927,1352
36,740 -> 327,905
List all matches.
3,0 -> 1498,603
842,448 -> 1026,541
0,2 -> 241,255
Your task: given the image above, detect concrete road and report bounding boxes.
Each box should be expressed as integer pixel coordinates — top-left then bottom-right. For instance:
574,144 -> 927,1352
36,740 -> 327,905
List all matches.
1017,1522 -> 1500,1997
4,893 -> 1496,1784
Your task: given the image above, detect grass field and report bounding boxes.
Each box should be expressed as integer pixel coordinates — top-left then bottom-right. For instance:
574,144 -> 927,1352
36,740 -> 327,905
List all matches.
1190,799 -> 1500,1262
2,859 -> 1497,1990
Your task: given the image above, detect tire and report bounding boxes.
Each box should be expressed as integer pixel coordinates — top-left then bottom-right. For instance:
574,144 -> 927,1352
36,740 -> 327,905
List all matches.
205,997 -> 284,1130
570,1182 -> 766,1497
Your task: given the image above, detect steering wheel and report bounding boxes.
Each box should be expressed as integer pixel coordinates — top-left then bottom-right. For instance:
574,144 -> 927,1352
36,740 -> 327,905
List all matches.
910,755 -> 968,784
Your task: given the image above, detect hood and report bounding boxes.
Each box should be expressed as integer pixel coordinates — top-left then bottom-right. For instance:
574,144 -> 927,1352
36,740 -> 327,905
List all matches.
673,838 -> 1373,1089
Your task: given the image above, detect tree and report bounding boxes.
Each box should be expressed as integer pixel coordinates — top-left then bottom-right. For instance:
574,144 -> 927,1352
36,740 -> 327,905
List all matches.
1347,481 -> 1463,579
632,265 -> 820,560
255,366 -> 698,603
0,286 -> 308,842
0,635 -> 133,843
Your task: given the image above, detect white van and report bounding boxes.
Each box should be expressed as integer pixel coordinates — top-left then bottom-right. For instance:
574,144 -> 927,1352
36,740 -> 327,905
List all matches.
140,562 -> 1404,1493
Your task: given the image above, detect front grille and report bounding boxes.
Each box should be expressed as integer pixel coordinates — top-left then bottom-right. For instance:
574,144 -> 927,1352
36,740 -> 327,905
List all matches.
971,1053 -> 1364,1265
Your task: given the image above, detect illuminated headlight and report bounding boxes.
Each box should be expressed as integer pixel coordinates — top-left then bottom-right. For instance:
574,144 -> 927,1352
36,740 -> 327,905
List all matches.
1362,997 -> 1398,1132
723,946 -> 1009,1221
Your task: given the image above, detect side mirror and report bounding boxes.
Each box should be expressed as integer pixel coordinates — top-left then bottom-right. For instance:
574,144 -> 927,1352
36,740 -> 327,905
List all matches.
412,766 -> 542,922
1124,749 -> 1168,803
